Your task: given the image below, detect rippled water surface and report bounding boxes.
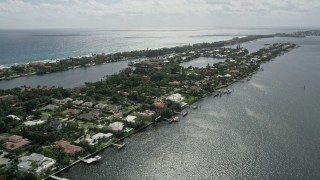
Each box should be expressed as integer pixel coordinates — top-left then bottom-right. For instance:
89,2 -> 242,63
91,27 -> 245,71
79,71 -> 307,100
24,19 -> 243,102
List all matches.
61,37 -> 320,179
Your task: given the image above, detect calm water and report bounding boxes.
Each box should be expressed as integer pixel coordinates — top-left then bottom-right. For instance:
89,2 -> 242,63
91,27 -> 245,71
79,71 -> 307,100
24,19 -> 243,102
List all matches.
61,36 -> 320,179
0,60 -> 133,89
180,57 -> 225,68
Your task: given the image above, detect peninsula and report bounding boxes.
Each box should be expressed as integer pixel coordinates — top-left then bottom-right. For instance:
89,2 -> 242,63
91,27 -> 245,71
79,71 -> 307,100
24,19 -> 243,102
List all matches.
0,39 -> 296,179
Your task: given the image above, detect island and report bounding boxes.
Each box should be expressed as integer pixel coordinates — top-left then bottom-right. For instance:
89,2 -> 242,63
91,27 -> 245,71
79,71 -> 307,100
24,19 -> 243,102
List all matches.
0,40 -> 296,179
1,30 -> 313,82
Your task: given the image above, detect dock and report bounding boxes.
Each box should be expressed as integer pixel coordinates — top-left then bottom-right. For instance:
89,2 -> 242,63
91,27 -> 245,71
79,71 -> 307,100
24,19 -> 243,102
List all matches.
80,155 -> 102,164
49,175 -> 70,180
164,118 -> 174,123
112,143 -> 126,150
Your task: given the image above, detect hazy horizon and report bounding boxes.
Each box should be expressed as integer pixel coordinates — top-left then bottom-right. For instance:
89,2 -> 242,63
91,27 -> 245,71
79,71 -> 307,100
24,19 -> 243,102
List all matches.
1,0 -> 320,30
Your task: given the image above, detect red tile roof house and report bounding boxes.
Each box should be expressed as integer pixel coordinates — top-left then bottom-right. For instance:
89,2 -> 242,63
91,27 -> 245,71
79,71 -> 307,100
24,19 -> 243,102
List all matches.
3,135 -> 30,150
153,102 -> 167,109
54,140 -> 83,155
60,109 -> 81,116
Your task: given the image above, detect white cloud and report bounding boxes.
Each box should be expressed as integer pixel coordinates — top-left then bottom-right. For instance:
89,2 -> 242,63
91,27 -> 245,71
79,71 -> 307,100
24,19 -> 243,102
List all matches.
0,0 -> 319,29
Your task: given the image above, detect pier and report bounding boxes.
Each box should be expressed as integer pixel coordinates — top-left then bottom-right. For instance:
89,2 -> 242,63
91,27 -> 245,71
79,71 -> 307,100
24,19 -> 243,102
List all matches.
49,175 -> 70,180
190,105 -> 198,109
80,155 -> 102,164
112,143 -> 126,150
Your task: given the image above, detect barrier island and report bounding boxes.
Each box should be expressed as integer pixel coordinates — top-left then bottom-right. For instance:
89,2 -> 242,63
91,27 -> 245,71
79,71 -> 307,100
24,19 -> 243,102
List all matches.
0,38 -> 296,179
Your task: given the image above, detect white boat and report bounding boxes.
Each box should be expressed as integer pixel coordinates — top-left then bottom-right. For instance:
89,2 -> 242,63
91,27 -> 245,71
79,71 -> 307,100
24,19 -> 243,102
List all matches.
172,116 -> 180,122
81,155 -> 102,164
190,105 -> 198,109
181,111 -> 188,117
223,89 -> 232,94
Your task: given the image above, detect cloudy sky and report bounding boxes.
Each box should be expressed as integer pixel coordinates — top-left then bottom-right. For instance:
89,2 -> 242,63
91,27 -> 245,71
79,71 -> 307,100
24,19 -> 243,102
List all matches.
0,0 -> 319,29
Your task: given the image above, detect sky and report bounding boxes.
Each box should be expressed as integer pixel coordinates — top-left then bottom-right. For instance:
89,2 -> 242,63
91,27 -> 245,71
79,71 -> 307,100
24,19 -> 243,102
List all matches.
0,0 -> 319,29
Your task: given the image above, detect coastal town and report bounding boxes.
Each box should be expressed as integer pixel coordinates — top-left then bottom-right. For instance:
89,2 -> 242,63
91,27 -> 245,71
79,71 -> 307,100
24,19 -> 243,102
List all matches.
0,41 -> 296,179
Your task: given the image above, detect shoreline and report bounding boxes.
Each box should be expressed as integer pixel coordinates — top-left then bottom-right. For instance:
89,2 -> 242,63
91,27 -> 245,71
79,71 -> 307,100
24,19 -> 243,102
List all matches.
0,32 -> 306,82
0,37 -> 297,179
44,121 -> 155,180
45,45 -> 297,179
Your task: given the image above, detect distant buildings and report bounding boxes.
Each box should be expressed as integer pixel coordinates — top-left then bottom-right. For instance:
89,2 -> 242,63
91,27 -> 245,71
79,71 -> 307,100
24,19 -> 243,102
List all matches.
40,104 -> 59,111
61,109 -> 81,116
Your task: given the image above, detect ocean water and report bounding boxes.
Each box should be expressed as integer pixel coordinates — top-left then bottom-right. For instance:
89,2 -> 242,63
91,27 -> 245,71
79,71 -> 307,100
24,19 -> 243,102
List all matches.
0,28 -> 303,89
61,36 -> 320,179
0,28 -> 299,67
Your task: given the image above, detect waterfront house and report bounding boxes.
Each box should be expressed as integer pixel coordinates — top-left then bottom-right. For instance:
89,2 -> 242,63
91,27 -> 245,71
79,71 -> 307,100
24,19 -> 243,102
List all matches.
124,115 -> 137,123
18,153 -> 56,175
85,133 -> 113,146
55,140 -> 83,155
166,93 -> 184,103
108,122 -> 125,132
133,110 -> 156,121
3,135 -> 30,150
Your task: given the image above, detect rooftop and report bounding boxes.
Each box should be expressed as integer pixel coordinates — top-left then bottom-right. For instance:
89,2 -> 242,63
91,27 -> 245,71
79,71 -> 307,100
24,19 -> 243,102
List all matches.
108,122 -> 125,131
55,140 -> 83,154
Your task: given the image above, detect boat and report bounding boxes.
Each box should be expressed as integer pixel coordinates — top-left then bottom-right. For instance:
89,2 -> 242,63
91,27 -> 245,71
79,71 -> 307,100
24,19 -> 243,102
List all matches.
81,155 -> 102,164
223,89 -> 232,94
181,111 -> 188,117
172,116 -> 179,122
190,105 -> 198,109
260,67 -> 264,71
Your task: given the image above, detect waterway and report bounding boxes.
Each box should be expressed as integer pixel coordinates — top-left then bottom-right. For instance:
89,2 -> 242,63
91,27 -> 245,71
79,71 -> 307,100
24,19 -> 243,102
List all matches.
61,36 -> 320,179
0,60 -> 133,89
180,57 -> 225,68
